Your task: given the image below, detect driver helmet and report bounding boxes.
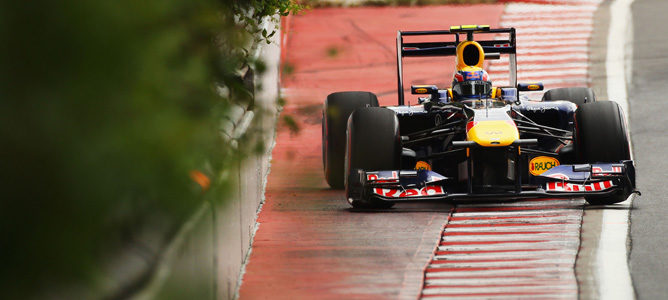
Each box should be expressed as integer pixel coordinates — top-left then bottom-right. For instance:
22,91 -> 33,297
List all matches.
452,66 -> 492,100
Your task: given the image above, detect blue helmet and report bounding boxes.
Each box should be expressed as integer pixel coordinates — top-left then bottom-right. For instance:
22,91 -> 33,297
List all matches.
452,66 -> 492,100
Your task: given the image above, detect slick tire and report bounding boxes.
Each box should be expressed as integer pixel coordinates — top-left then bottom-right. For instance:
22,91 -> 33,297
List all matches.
542,87 -> 596,107
345,107 -> 400,209
322,91 -> 379,189
575,101 -> 632,205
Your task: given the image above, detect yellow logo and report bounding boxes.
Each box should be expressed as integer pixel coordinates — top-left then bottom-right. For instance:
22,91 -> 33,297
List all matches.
529,156 -> 559,176
528,84 -> 540,90
415,88 -> 428,94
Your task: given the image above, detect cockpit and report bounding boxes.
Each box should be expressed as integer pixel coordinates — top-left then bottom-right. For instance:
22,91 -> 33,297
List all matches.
460,98 -> 507,109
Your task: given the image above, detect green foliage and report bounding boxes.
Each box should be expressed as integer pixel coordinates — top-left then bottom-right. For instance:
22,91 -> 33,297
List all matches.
232,0 -> 303,47
0,0 -> 299,298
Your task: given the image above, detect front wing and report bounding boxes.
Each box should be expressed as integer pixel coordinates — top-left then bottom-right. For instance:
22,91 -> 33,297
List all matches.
349,161 -> 637,203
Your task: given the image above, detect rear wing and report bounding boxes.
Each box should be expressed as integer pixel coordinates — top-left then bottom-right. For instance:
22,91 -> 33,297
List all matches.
396,26 -> 517,105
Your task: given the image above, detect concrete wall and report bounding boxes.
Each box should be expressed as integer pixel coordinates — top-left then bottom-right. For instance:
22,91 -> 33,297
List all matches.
132,19 -> 281,300
218,18 -> 281,298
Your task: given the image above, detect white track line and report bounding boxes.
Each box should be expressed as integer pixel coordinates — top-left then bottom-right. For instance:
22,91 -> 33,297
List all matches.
502,12 -> 593,20
451,209 -> 581,217
497,53 -> 589,61
442,235 -> 579,242
515,33 -> 594,41
504,4 -> 598,13
504,19 -> 592,27
426,267 -> 575,277
455,201 -> 580,208
513,27 -> 592,35
438,242 -> 579,252
599,0 -> 636,299
445,225 -> 581,232
514,40 -> 590,47
426,278 -> 574,285
423,296 -> 575,300
422,286 -> 577,295
489,64 -> 587,73
435,251 -> 576,260
494,77 -> 591,87
516,46 -> 589,54
449,217 -> 581,224
492,69 -> 588,79
428,261 -> 576,269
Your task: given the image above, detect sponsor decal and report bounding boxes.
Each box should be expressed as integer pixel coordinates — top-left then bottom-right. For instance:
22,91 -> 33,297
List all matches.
373,186 -> 445,198
463,71 -> 483,80
415,88 -> 428,94
592,166 -> 623,176
367,171 -> 399,183
546,180 -> 614,192
528,84 -> 541,90
529,156 -> 560,176
523,104 -> 558,113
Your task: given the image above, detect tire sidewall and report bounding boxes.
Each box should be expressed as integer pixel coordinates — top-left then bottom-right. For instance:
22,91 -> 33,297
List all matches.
323,91 -> 379,189
345,107 -> 400,208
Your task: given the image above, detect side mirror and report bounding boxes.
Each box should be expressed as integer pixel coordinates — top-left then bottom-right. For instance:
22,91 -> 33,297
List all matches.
497,87 -> 519,104
411,84 -> 440,102
517,82 -> 544,91
411,85 -> 438,95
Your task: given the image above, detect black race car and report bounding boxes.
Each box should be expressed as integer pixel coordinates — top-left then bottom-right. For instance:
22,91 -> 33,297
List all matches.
321,25 -> 638,208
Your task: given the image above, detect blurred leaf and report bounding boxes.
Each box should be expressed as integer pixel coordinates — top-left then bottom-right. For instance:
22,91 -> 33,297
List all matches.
281,115 -> 300,135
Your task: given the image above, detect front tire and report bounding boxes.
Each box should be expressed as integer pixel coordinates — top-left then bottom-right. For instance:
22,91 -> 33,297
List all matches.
543,87 -> 596,107
575,101 -> 631,205
322,91 -> 379,189
345,107 -> 401,209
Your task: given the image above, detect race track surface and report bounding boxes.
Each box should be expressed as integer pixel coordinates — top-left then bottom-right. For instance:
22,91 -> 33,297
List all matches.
629,0 -> 668,298
239,1 -> 640,299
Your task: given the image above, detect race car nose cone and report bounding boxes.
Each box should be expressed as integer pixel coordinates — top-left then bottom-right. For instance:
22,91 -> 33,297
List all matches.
466,120 -> 519,147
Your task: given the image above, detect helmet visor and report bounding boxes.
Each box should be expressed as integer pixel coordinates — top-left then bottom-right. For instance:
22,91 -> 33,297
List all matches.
453,80 -> 492,98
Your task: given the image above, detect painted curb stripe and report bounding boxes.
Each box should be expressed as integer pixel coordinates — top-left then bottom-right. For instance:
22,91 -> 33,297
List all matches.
421,2 -> 599,297
447,222 -> 575,227
436,248 -> 560,254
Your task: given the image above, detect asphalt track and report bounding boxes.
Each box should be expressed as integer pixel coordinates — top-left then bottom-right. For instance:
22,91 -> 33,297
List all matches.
628,0 -> 668,298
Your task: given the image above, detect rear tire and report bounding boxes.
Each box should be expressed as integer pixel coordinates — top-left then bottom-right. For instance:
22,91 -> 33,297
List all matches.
543,87 -> 596,107
345,107 -> 400,209
574,101 -> 631,205
322,91 -> 379,189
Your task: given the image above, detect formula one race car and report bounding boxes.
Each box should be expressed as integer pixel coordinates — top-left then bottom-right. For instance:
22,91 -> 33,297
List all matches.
321,25 -> 638,208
